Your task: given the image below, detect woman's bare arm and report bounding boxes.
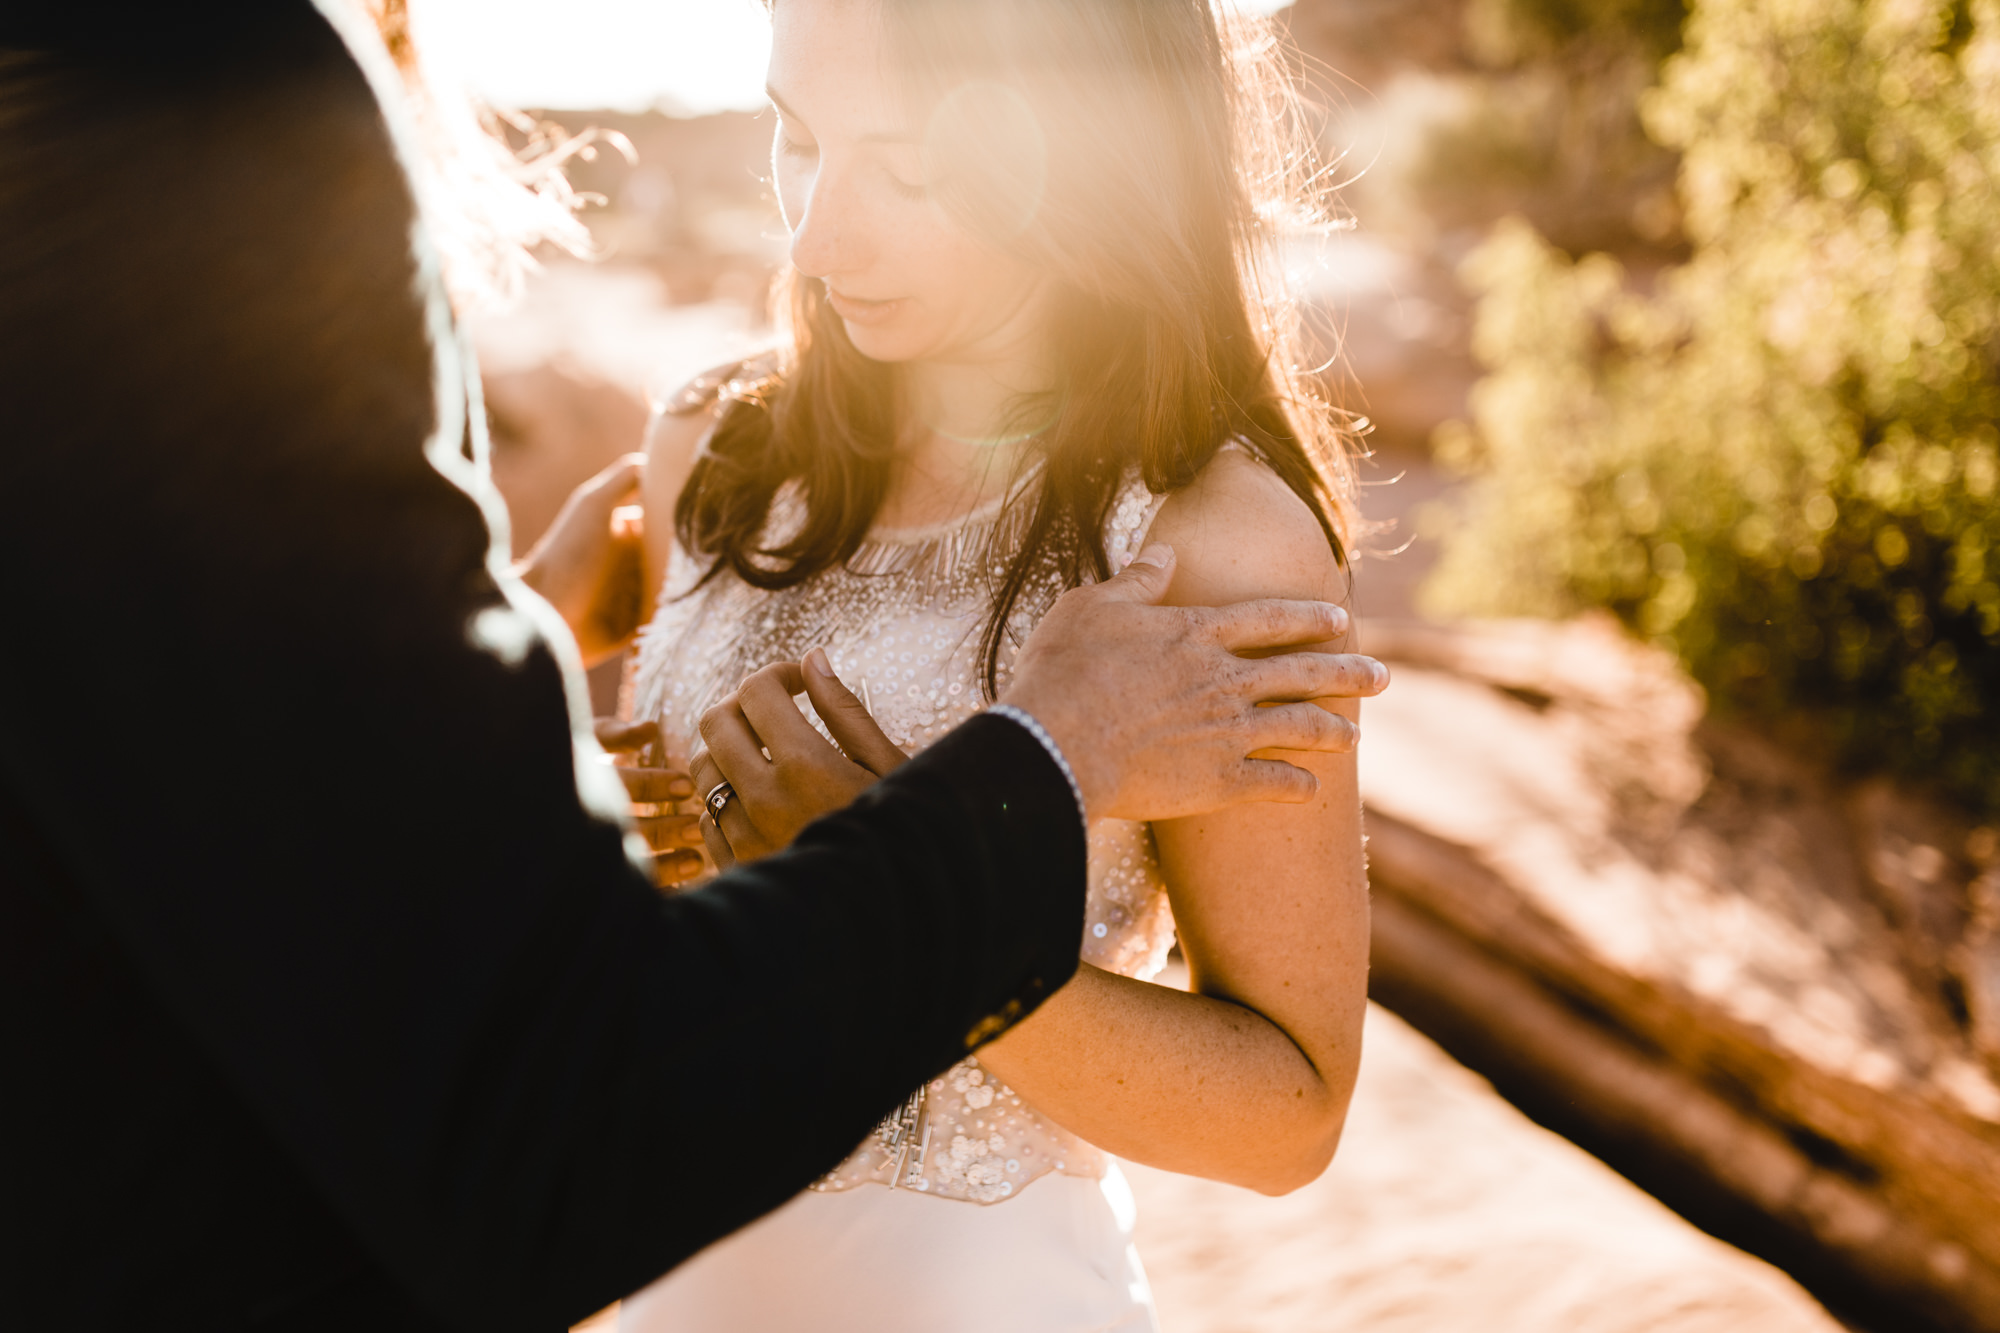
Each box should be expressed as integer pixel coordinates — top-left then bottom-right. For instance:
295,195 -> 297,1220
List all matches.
975,451 -> 1369,1195
638,398 -> 724,610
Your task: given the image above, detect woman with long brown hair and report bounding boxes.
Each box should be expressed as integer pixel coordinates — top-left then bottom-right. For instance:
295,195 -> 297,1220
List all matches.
592,0 -> 1372,1326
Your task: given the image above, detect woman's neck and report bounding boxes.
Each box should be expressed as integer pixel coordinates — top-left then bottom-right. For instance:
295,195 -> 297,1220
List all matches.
876,331 -> 1056,531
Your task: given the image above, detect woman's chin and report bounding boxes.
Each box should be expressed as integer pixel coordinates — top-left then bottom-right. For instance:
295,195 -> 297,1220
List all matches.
839,319 -> 929,365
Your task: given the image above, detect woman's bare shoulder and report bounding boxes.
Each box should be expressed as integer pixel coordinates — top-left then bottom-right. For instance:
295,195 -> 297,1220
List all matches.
1147,446 -> 1351,610
639,359 -> 753,596
643,395 -> 724,480
645,355 -> 761,476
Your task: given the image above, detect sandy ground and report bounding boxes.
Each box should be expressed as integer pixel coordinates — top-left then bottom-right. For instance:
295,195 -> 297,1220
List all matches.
1125,1004 -> 1844,1333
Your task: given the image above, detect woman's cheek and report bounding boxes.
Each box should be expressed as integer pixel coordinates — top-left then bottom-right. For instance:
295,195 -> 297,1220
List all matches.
894,215 -> 981,296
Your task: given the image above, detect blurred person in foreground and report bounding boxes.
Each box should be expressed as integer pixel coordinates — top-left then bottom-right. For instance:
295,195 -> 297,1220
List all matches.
0,3 -> 1388,1331
525,1 -> 1377,1328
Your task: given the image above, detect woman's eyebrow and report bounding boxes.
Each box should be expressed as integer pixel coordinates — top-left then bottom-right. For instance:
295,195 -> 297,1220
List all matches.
766,86 -> 918,146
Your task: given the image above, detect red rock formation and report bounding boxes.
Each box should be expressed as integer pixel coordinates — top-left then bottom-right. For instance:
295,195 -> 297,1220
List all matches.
1359,617 -> 2000,1331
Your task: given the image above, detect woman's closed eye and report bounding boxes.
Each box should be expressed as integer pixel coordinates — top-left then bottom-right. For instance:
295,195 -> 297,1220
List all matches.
875,145 -> 929,200
778,132 -> 818,161
883,168 -> 927,201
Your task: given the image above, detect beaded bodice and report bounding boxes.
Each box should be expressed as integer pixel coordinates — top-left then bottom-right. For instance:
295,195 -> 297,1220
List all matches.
626,462 -> 1177,1205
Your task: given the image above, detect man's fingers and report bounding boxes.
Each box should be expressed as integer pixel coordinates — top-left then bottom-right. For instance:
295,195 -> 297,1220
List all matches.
1082,543 -> 1177,605
599,716 -> 696,807
653,848 -> 704,887
618,765 -> 693,804
803,648 -> 907,777
1227,758 -> 1322,805
595,716 -> 660,754
635,812 -> 704,851
1241,700 -> 1361,755
1203,598 -> 1352,653
1233,651 -> 1388,704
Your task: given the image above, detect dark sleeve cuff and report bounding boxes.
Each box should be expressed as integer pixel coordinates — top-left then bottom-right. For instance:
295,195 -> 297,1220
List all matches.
983,703 -> 1088,830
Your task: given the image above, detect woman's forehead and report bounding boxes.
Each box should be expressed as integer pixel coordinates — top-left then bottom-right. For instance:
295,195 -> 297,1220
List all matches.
767,0 -> 914,140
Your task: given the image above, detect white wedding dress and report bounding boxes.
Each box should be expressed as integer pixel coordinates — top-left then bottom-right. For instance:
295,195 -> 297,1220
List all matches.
616,458 -> 1178,1332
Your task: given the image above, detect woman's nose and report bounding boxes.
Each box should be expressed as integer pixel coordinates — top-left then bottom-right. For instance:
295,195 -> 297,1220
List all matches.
787,168 -> 859,280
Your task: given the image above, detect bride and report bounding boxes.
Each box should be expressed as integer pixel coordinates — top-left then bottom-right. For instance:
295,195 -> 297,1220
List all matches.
544,0 -> 1373,1327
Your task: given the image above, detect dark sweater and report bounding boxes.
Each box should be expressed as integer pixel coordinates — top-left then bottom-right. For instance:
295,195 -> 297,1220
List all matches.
0,8 -> 1085,1328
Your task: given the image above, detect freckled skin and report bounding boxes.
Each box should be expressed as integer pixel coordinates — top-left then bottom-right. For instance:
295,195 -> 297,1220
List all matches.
634,0 -> 1370,1197
959,457 -> 1370,1196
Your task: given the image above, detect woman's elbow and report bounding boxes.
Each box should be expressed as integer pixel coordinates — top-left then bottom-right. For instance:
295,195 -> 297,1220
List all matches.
1259,1120 -> 1350,1196
1240,1099 -> 1352,1197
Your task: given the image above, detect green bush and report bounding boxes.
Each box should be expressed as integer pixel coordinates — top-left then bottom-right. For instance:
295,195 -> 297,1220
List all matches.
1426,0 -> 2000,815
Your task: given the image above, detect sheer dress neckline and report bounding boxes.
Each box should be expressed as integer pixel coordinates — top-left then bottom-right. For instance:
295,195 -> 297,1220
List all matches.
863,475 -> 1026,545
854,456 -> 1045,549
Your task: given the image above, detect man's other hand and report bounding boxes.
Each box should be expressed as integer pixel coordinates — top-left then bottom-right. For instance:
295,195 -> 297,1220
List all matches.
518,455 -> 648,667
593,717 -> 703,888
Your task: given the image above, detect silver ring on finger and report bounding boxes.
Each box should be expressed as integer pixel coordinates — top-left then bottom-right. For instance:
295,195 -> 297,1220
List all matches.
703,780 -> 737,819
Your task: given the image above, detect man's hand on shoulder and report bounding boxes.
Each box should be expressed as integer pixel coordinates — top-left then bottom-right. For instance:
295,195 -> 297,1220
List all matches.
1000,465 -> 1386,824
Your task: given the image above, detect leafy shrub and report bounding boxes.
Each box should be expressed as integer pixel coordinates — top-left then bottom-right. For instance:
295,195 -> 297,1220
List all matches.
1426,0 -> 2000,815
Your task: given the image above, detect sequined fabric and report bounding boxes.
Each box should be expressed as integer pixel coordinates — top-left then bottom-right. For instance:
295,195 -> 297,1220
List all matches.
626,463 -> 1176,1205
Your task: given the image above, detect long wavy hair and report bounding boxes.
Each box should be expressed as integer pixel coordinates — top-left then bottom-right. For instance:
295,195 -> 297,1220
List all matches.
676,0 -> 1360,695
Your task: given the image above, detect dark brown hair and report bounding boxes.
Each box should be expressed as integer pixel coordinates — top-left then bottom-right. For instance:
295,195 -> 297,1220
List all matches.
677,0 -> 1359,694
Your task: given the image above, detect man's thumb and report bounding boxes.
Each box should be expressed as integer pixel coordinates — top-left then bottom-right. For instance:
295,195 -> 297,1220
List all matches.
593,716 -> 659,754
1105,543 -> 1177,602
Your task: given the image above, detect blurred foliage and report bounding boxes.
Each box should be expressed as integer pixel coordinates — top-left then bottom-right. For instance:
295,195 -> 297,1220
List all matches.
1427,0 -> 2000,816
1463,0 -> 1687,58
1409,0 -> 1689,257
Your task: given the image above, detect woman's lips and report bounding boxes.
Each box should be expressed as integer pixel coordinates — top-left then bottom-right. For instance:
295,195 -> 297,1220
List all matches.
825,288 -> 906,326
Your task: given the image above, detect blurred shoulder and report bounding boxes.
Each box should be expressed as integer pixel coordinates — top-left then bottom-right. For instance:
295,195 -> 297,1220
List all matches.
643,353 -> 778,478
639,355 -> 775,591
1147,444 -> 1350,611
643,396 -> 723,482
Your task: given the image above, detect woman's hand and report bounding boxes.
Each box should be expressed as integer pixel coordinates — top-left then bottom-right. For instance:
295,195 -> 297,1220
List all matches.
516,454 -> 648,667
689,649 -> 908,869
593,717 -> 707,888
